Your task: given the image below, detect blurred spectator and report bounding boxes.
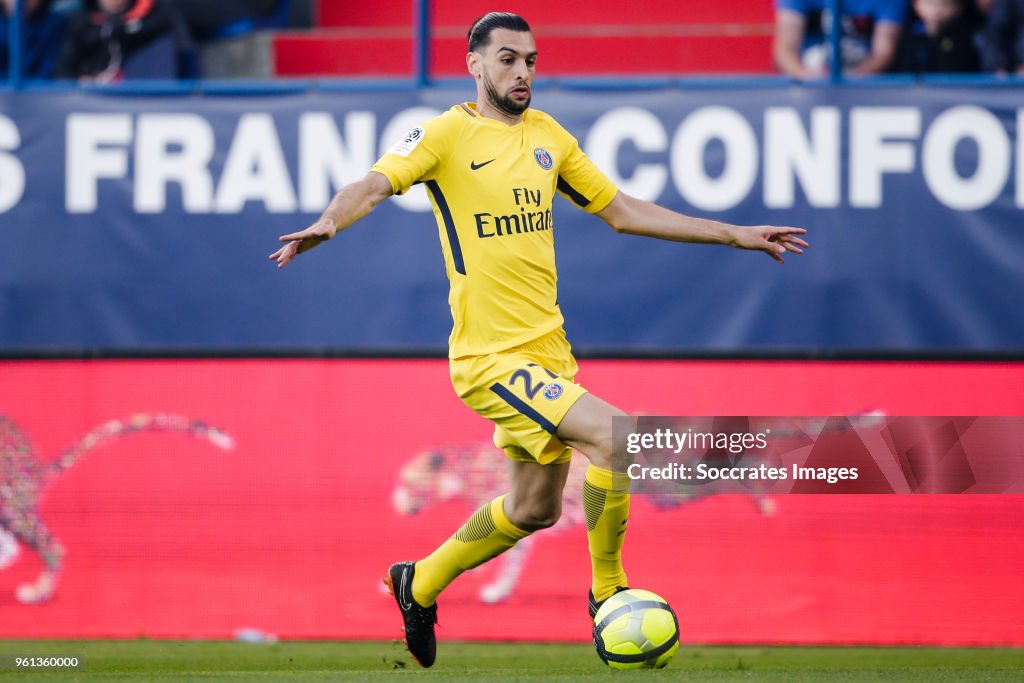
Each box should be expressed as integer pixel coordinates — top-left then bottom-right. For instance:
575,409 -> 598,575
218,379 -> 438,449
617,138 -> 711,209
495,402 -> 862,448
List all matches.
167,0 -> 283,78
892,0 -> 983,73
982,0 -> 1024,73
168,0 -> 277,38
773,0 -> 906,78
0,0 -> 71,78
54,0 -> 191,83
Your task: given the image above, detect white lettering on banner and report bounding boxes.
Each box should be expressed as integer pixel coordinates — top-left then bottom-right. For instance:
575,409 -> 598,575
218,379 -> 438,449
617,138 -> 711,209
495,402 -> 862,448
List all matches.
135,114 -> 215,213
55,104 -> 1023,215
299,111 -> 377,212
215,113 -> 296,213
850,107 -> 921,208
671,106 -> 758,211
586,107 -> 667,201
66,113 -> 132,213
379,107 -> 442,213
923,106 -> 1010,211
764,107 -> 840,208
0,115 -> 25,213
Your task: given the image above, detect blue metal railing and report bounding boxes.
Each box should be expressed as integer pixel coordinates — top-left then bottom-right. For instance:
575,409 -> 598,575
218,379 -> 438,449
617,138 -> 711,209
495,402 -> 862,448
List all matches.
829,0 -> 843,84
3,0 -> 1022,93
7,0 -> 22,89
413,0 -> 430,87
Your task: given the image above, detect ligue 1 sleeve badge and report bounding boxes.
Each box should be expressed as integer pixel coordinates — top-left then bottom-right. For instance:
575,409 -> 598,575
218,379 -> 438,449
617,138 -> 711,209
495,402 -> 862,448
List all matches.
533,147 -> 554,170
543,382 -> 564,400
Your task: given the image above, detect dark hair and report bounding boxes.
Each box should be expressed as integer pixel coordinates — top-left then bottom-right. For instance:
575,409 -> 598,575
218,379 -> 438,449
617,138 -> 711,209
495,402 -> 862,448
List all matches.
467,12 -> 531,53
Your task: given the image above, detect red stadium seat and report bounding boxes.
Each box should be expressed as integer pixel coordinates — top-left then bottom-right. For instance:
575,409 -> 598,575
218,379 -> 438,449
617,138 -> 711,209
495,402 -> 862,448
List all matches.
272,33 -> 774,77
314,0 -> 772,28
273,1 -> 775,77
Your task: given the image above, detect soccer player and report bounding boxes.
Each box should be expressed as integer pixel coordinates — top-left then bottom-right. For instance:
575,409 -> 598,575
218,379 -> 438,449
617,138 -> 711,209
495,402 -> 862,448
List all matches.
270,12 -> 807,668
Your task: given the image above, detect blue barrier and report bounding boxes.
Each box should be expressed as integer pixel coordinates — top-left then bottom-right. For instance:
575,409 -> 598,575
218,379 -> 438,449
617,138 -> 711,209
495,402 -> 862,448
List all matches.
1,85 -> 1022,356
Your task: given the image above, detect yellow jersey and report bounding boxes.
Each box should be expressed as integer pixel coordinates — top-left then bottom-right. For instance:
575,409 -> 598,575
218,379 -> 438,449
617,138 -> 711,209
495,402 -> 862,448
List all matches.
371,102 -> 618,359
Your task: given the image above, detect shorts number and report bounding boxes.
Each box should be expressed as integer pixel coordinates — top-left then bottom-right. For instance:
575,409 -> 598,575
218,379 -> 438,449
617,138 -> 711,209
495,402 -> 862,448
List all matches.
508,363 -> 559,400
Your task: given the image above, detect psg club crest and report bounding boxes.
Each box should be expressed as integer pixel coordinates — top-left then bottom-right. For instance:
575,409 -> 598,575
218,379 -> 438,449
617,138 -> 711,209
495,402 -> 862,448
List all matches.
543,382 -> 563,400
534,147 -> 554,170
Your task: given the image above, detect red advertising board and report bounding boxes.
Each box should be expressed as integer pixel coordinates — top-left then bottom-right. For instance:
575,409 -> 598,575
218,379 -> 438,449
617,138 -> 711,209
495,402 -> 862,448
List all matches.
0,359 -> 1021,644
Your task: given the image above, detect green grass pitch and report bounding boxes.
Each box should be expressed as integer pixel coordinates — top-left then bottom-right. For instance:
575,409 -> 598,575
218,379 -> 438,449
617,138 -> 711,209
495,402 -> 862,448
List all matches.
0,640 -> 1020,681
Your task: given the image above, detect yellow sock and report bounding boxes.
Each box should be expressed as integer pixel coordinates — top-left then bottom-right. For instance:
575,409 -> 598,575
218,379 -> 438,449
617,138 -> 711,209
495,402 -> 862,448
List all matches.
411,495 -> 530,606
584,464 -> 630,601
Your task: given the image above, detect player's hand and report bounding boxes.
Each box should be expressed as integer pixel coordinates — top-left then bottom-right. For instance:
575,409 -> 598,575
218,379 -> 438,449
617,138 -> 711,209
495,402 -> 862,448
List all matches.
731,226 -> 808,264
269,219 -> 337,268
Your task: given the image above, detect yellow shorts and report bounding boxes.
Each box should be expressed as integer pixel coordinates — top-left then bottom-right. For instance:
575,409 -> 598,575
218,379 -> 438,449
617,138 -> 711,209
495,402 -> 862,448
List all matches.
450,327 -> 587,466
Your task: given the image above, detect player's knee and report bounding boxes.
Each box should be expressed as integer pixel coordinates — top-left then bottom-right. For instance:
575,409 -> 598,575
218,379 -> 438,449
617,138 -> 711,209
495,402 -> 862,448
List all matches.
561,395 -> 630,471
520,509 -> 560,531
508,498 -> 562,531
580,409 -> 633,470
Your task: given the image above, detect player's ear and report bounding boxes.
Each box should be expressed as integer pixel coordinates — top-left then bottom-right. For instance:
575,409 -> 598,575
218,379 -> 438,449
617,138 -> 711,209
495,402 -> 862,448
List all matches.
467,51 -> 480,78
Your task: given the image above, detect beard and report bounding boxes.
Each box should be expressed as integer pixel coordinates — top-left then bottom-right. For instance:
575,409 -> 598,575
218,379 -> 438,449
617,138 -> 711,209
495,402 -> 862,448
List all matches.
482,70 -> 531,117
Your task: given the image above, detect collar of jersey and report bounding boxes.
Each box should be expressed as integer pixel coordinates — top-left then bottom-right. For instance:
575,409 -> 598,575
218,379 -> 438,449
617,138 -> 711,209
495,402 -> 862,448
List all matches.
462,101 -> 528,128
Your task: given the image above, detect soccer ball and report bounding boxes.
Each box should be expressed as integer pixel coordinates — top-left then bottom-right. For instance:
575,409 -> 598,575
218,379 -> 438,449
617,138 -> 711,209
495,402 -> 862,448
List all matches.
592,589 -> 679,669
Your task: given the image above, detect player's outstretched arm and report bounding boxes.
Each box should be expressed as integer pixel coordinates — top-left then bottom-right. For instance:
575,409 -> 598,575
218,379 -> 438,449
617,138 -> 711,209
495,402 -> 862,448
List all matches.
270,171 -> 394,269
596,191 -> 808,264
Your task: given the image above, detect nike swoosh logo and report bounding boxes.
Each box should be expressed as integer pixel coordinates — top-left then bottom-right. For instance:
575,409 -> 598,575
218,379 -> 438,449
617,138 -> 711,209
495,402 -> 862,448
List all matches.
471,159 -> 496,170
